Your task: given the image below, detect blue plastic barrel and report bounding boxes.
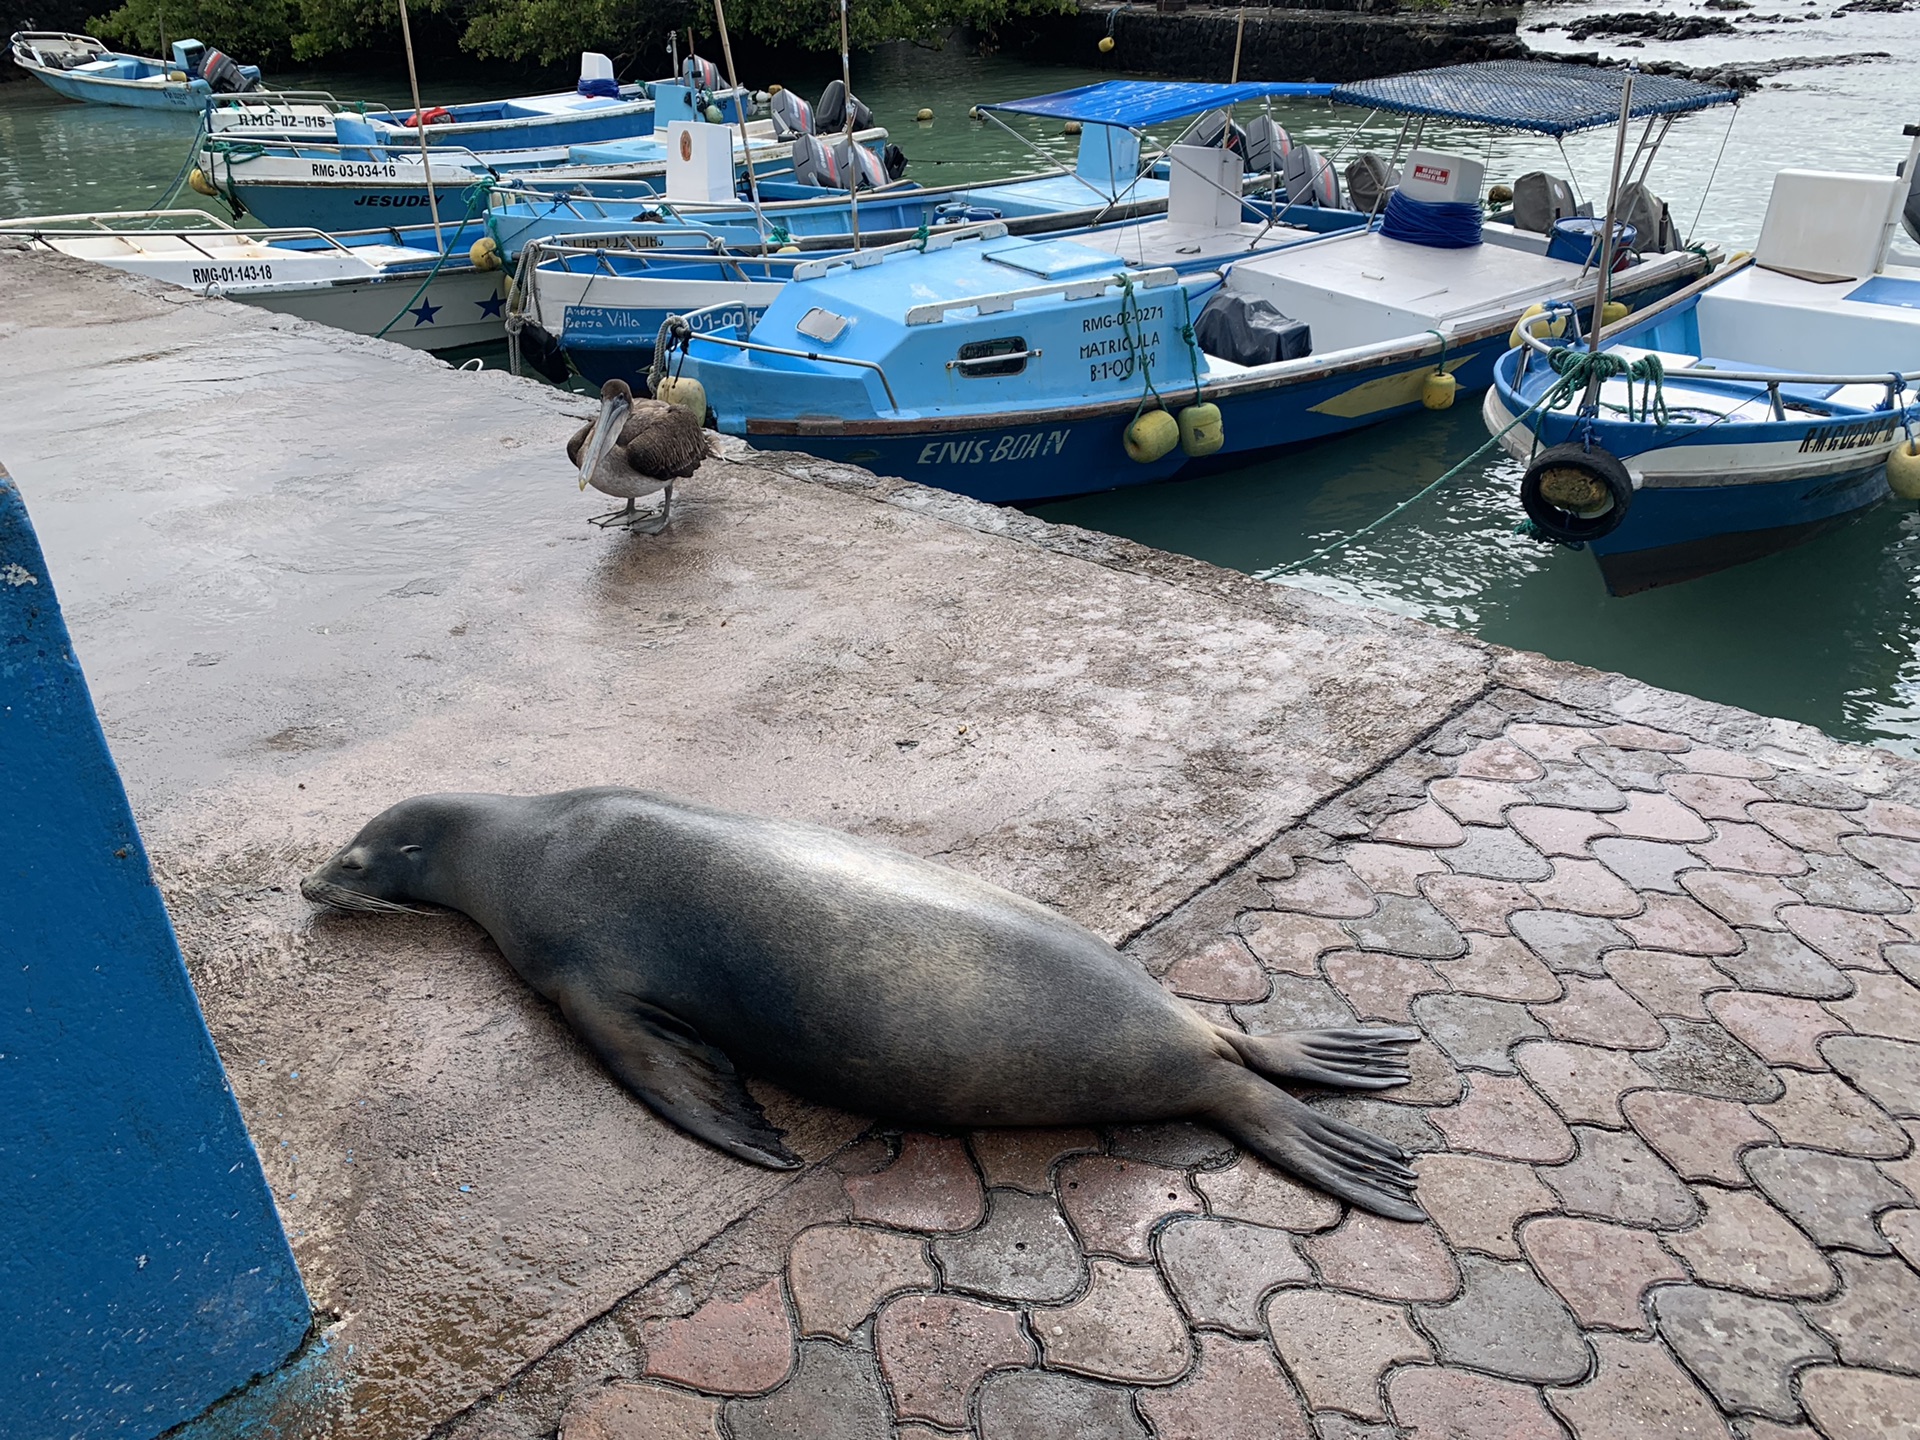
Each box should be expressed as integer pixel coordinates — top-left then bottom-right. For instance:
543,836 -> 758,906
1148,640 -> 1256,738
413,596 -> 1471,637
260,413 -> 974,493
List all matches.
1546,217 -> 1637,270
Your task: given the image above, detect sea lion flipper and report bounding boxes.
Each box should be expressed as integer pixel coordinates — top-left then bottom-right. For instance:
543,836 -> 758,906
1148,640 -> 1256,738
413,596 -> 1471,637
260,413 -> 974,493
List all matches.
1206,1071 -> 1425,1222
1216,1025 -> 1419,1091
569,998 -> 804,1170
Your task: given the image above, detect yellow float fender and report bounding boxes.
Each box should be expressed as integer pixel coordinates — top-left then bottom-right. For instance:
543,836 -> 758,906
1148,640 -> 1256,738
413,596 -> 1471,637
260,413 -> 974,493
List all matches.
1098,35 -> 1116,52
469,235 -> 503,271
1888,438 -> 1920,502
915,108 -> 933,122
1421,371 -> 1457,411
188,167 -> 218,198
1601,300 -> 1631,327
654,375 -> 709,421
1125,409 -> 1179,464
1177,403 -> 1224,456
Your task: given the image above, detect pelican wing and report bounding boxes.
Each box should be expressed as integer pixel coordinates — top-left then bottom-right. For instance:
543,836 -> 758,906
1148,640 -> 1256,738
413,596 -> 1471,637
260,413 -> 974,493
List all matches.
621,401 -> 713,482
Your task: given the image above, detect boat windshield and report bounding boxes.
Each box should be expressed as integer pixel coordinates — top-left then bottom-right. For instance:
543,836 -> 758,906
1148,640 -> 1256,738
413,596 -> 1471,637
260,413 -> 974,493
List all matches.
1328,60 -> 1738,137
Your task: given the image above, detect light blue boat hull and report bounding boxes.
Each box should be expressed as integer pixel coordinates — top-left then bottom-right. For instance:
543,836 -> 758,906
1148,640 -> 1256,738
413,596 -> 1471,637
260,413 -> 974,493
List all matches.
25,65 -> 211,109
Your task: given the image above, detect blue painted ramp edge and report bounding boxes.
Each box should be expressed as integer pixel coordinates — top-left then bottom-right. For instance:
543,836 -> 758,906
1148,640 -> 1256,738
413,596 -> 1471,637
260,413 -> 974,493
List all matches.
0,465 -> 312,1440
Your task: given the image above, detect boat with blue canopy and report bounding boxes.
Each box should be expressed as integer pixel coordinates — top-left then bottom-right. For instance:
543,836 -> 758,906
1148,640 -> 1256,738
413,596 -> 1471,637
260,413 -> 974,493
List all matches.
659,61 -> 1734,504
9,31 -> 261,108
517,80 -> 1365,383
1484,150 -> 1920,595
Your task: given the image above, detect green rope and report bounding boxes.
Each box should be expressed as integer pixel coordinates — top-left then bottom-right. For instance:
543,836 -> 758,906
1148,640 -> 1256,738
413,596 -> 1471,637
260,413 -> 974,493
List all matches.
1117,273 -> 1164,422
374,180 -> 494,340
1273,346 -> 1635,576
912,221 -> 930,252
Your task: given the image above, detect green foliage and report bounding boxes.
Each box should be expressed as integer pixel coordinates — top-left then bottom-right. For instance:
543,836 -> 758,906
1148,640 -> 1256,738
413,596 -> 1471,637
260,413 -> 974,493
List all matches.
459,0 -> 697,66
92,0 -> 1073,68
723,0 -> 1074,52
91,0 -> 296,61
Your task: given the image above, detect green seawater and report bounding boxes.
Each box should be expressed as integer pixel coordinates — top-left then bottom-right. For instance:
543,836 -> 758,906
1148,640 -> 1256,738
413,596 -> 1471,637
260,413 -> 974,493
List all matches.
3,13 -> 1917,750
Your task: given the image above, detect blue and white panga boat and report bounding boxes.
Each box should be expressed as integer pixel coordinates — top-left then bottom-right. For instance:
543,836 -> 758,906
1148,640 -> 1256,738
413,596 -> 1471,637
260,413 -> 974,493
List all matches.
192,56 -> 759,231
0,211 -> 511,351
1486,163 -> 1920,595
9,31 -> 261,108
663,62 -> 1731,504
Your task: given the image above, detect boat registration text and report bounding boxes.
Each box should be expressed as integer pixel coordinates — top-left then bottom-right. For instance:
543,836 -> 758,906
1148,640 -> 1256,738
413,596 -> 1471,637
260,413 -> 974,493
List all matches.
192,263 -> 274,284
1799,417 -> 1898,454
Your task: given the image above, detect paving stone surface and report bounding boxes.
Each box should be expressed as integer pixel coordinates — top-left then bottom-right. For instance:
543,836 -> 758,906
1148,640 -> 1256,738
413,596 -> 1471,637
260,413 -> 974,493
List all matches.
458,694 -> 1920,1438
1519,1215 -> 1687,1330
1652,1286 -> 1836,1421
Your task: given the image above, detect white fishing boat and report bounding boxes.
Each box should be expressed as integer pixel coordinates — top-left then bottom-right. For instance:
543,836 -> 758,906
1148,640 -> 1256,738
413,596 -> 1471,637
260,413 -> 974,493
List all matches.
9,31 -> 261,108
1,212 -> 508,351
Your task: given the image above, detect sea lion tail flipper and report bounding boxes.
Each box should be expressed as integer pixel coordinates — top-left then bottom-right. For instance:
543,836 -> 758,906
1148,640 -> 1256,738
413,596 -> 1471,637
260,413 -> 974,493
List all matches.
567,998 -> 804,1171
1204,1071 -> 1425,1222
1215,1025 -> 1419,1091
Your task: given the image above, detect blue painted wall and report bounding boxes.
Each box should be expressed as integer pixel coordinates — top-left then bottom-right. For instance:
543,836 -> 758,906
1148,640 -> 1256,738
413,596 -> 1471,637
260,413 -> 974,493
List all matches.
0,466 -> 311,1438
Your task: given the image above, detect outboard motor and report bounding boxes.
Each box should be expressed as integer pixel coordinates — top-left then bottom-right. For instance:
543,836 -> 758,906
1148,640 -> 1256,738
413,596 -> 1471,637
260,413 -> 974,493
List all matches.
1614,180 -> 1677,253
200,48 -> 258,93
882,142 -> 908,182
1345,152 -> 1400,213
1187,111 -> 1249,160
834,138 -> 888,191
1243,116 -> 1291,176
769,88 -> 814,140
683,55 -> 721,91
815,78 -> 872,134
791,133 -> 841,188
1511,172 -> 1583,234
1283,144 -> 1341,208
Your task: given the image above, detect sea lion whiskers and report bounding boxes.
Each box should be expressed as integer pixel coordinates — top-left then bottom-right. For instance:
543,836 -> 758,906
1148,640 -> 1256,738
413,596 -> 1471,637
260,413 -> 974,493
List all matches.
299,877 -> 427,915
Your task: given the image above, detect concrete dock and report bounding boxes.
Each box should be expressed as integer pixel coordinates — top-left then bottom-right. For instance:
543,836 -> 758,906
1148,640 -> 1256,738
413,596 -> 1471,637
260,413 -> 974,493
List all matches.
4,247 -> 1918,1439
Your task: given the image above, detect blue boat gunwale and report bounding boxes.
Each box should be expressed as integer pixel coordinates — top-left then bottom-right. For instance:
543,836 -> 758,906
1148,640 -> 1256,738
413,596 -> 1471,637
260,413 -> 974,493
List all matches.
1492,262 -> 1920,466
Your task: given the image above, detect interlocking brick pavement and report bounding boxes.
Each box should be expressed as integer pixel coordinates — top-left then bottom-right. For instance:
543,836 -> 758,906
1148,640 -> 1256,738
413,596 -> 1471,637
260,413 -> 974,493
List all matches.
453,687 -> 1920,1438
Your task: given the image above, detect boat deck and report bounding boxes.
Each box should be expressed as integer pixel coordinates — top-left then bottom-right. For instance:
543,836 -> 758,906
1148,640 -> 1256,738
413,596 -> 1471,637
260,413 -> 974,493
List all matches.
1695,261 -> 1920,374
1067,216 -> 1326,270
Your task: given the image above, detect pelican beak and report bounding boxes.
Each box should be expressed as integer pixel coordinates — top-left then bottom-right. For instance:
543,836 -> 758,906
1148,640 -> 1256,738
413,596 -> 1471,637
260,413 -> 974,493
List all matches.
578,388 -> 631,491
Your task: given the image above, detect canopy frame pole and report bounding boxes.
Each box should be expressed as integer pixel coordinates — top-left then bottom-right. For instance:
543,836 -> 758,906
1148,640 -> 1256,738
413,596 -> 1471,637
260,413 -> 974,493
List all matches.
1583,69 -> 1636,408
395,0 -> 443,252
1684,103 -> 1739,246
709,0 -> 768,243
839,0 -> 861,246
1231,9 -> 1246,84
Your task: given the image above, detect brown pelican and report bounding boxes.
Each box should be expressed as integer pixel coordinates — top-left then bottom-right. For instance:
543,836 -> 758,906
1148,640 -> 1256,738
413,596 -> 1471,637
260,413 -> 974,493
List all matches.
566,378 -> 714,532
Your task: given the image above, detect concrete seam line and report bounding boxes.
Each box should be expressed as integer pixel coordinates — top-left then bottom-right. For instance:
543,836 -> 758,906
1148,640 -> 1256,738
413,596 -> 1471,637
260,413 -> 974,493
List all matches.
1108,665 -> 1500,953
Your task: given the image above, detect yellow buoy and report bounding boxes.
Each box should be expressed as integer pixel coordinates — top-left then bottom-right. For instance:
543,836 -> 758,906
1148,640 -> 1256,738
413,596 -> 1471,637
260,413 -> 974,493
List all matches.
188,167 -> 218,198
915,108 -> 933,122
1177,403 -> 1224,457
768,83 -> 784,95
777,243 -> 801,255
469,235 -> 502,271
1601,301 -> 1630,327
1098,35 -> 1115,52
167,70 -> 187,81
1125,409 -> 1180,464
1421,370 -> 1457,411
654,375 -> 709,421
1064,120 -> 1083,136
1509,302 -> 1566,351
1487,183 -> 1514,206
969,106 -> 986,121
1888,438 -> 1920,501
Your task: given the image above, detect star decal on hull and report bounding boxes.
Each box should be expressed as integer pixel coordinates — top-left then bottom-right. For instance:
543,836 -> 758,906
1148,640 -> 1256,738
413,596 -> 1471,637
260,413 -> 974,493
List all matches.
409,299 -> 442,326
477,293 -> 506,319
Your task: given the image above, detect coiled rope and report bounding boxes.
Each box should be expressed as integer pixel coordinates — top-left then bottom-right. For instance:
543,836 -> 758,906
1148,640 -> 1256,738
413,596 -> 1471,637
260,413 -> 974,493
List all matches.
1379,190 -> 1483,250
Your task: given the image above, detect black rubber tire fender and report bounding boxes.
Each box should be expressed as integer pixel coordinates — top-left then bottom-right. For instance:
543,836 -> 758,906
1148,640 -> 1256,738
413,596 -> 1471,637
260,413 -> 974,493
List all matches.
1520,441 -> 1633,542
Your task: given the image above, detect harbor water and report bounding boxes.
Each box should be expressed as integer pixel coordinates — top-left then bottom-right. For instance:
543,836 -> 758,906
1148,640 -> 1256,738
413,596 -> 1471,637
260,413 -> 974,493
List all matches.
3,5 -> 1916,751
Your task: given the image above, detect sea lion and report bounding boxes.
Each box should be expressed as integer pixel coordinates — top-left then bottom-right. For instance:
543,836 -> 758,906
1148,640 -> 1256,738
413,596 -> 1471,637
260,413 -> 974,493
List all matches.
301,789 -> 1424,1219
